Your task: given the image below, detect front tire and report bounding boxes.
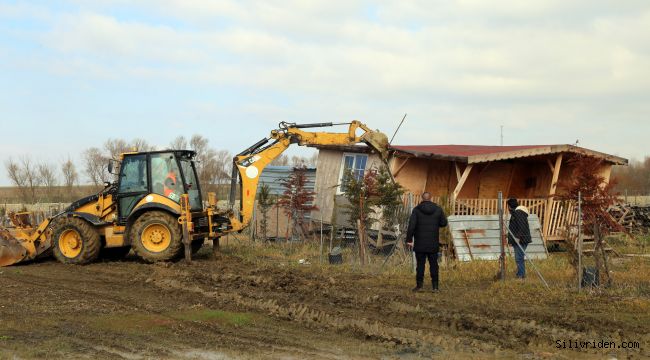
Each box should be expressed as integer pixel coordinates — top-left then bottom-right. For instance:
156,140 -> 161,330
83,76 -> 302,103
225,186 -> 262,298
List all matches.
131,211 -> 183,262
51,217 -> 101,265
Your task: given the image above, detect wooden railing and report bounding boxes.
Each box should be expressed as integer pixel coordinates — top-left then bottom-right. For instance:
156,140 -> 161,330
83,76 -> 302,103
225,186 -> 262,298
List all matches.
544,200 -> 579,240
403,194 -> 576,241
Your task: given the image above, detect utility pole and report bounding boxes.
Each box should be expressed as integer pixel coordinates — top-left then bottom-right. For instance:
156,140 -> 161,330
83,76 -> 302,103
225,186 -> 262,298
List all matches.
500,125 -> 504,146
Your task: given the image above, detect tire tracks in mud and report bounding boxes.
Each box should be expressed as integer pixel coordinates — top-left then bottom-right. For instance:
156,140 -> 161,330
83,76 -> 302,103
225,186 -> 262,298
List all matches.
149,262 -> 649,358
0,264 -> 373,359
4,258 -> 647,358
149,267 -> 499,356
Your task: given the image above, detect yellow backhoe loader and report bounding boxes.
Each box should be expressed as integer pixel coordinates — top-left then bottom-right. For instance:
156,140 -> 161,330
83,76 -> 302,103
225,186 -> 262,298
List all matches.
0,121 -> 389,266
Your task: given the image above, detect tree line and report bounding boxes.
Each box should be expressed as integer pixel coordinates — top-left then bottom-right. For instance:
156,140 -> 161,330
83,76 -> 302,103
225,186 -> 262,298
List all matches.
3,135 -> 317,204
612,157 -> 650,196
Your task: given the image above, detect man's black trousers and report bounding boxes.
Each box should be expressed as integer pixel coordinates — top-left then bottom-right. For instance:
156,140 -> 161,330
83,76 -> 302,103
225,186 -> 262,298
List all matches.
415,252 -> 438,289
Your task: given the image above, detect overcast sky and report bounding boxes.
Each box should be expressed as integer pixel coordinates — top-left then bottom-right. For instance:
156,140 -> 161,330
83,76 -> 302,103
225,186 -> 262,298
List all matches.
1,1 -> 649,185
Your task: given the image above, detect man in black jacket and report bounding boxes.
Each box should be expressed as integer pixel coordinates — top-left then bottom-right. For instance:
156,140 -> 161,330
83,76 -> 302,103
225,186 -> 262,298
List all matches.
406,192 -> 448,292
507,198 -> 532,279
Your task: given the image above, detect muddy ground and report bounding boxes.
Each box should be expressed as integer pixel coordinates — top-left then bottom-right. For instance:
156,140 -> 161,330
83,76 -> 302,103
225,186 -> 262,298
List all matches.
0,247 -> 648,359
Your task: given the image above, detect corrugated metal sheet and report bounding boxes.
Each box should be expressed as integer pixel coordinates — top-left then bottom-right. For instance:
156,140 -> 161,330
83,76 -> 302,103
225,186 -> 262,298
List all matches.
258,166 -> 316,196
392,145 -> 549,157
449,214 -> 548,262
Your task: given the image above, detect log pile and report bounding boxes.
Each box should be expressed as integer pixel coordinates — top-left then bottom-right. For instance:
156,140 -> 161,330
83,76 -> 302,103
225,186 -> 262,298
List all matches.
607,204 -> 650,233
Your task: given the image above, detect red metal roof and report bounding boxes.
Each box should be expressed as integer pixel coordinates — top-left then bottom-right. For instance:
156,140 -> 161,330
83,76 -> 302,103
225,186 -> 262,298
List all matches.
389,144 -> 627,165
391,145 -> 550,157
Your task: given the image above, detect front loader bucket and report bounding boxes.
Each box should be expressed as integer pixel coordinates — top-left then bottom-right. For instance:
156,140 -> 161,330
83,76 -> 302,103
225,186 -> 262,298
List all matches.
0,230 -> 28,267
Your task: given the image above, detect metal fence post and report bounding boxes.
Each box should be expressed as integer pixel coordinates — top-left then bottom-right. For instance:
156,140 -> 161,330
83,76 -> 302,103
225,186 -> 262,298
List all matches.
498,191 -> 505,281
577,191 -> 582,291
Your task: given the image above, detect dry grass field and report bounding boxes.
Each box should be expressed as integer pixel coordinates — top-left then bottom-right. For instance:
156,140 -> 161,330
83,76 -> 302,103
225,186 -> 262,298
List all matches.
0,235 -> 648,359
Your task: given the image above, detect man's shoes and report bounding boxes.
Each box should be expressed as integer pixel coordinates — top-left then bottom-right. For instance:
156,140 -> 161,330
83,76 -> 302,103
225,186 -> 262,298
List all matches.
411,286 -> 423,292
431,287 -> 439,293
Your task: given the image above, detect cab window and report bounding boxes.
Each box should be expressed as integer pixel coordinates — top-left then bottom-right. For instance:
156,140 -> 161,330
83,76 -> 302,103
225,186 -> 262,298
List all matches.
151,153 -> 183,202
180,158 -> 202,210
118,155 -> 148,193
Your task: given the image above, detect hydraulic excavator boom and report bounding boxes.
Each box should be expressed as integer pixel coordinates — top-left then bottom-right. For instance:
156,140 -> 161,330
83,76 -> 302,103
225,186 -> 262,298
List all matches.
224,120 -> 389,233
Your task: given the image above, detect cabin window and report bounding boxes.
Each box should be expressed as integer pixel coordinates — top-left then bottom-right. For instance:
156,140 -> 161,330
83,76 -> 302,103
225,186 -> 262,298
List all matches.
338,153 -> 368,193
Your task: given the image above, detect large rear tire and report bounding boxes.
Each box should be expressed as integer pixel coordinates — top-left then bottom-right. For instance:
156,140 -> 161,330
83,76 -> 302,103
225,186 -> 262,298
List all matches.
131,211 -> 183,262
51,217 -> 101,265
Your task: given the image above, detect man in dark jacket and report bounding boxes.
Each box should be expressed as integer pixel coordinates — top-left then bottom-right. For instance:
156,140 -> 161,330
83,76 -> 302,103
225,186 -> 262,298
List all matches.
406,192 -> 448,292
507,198 -> 532,279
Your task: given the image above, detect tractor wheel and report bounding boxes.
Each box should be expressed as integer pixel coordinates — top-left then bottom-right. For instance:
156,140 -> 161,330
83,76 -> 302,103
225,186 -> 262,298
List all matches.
51,217 -> 101,265
191,238 -> 205,255
131,211 -> 183,262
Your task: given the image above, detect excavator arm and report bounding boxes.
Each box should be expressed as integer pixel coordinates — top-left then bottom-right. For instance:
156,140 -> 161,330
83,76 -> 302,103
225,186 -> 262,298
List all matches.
225,120 -> 389,233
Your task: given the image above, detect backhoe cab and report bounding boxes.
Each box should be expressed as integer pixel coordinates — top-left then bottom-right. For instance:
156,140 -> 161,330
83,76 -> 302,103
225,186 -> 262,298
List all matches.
0,120 -> 389,266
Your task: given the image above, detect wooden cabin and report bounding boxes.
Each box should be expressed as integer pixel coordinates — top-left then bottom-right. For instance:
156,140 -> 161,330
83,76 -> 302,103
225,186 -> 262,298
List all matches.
312,144 -> 627,242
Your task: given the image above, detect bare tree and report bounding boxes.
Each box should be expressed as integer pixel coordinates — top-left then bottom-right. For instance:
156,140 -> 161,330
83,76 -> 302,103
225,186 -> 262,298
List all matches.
5,157 -> 28,202
38,162 -> 58,188
190,135 -> 210,157
213,149 -> 232,184
308,152 -> 318,167
4,156 -> 42,203
83,147 -> 108,186
132,138 -> 155,152
271,154 -> 289,166
21,156 -> 41,203
38,162 -> 58,201
288,155 -> 317,167
61,157 -> 78,190
291,155 -> 309,167
169,136 -> 188,150
104,138 -> 130,160
189,135 -> 221,186
169,135 -> 231,187
612,157 -> 650,196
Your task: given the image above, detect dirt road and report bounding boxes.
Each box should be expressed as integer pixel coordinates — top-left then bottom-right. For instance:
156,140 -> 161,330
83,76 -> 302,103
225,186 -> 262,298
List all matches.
0,249 -> 647,359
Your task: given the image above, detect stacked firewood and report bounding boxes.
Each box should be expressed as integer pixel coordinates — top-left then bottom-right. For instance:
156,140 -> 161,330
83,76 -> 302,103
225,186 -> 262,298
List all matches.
607,203 -> 650,233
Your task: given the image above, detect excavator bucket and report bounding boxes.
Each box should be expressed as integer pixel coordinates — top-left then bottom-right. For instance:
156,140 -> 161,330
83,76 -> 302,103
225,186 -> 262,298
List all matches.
361,131 -> 390,161
0,229 -> 28,267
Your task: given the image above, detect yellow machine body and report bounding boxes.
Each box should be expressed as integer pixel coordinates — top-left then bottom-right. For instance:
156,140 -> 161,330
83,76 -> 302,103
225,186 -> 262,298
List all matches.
0,121 -> 389,266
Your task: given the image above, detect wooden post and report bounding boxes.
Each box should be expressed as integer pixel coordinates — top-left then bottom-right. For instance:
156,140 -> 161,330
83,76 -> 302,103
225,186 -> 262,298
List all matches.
577,191 -> 582,291
357,195 -> 366,266
454,162 -> 462,181
543,154 -> 563,237
452,164 -> 473,206
320,192 -> 324,265
498,191 -> 505,281
505,163 -> 516,197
